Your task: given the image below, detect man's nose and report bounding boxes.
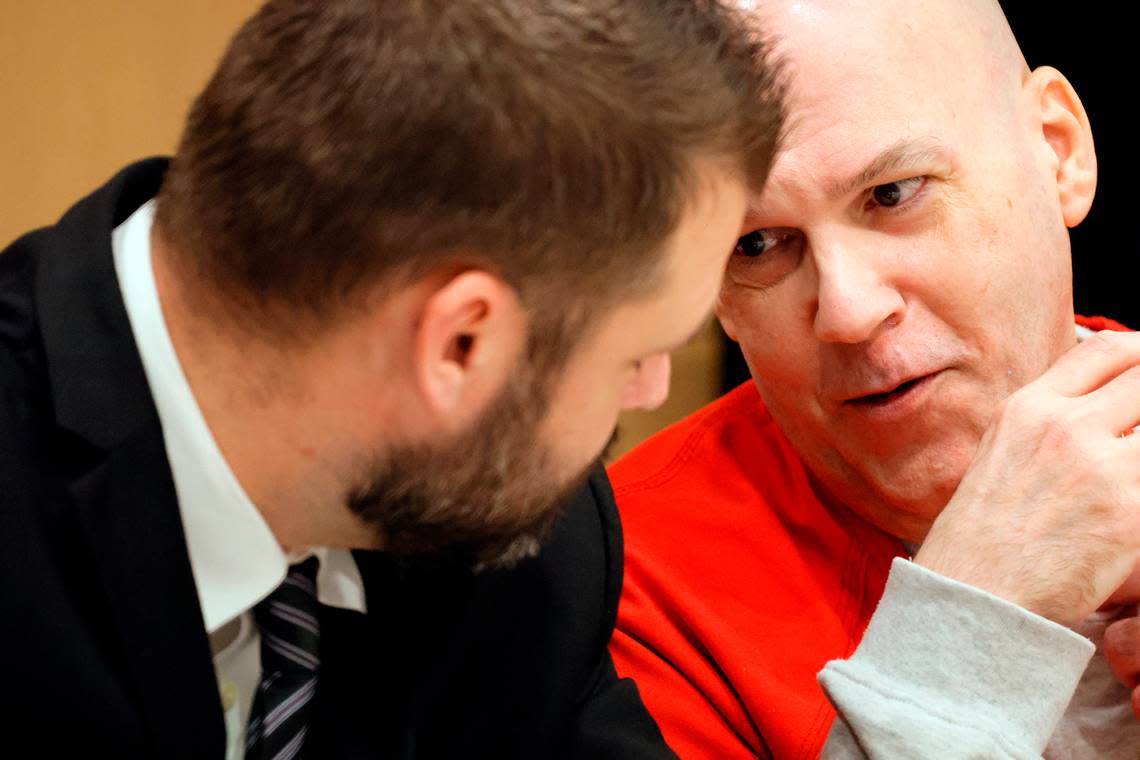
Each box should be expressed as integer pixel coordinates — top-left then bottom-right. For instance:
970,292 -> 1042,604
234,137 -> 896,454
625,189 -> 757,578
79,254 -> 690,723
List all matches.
810,231 -> 905,344
620,353 -> 672,412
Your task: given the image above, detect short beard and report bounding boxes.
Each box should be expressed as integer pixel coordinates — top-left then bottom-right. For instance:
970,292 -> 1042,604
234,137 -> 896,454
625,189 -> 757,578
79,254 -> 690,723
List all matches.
346,357 -> 592,569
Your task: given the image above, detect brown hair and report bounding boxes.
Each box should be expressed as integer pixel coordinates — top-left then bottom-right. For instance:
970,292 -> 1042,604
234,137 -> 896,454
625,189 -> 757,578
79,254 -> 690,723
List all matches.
156,0 -> 782,350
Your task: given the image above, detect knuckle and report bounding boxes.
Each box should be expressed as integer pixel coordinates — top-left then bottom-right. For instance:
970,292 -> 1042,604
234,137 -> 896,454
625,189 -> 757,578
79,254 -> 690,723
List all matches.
1037,403 -> 1081,444
1038,417 -> 1075,452
1083,329 -> 1131,355
1040,415 -> 1112,485
1120,364 -> 1140,387
995,388 -> 1038,425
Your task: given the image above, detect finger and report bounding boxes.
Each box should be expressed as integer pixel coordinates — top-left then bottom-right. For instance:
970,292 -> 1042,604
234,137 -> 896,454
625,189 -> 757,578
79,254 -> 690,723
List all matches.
1082,363 -> 1140,435
1037,330 -> 1140,398
1133,685 -> 1140,721
1104,616 -> 1140,690
1106,562 -> 1140,607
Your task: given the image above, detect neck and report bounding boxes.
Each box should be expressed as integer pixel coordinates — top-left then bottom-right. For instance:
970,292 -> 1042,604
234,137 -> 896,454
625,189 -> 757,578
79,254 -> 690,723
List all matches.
150,234 -> 384,551
807,470 -> 937,546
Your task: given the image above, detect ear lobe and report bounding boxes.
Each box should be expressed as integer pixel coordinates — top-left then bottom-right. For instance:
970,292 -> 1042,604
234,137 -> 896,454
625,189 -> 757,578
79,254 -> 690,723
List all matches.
1031,66 -> 1097,228
413,270 -> 526,424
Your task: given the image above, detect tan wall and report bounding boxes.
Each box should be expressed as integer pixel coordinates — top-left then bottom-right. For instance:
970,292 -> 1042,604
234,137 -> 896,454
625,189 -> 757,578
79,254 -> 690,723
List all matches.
0,1 -> 262,247
611,322 -> 724,461
0,0 -> 724,456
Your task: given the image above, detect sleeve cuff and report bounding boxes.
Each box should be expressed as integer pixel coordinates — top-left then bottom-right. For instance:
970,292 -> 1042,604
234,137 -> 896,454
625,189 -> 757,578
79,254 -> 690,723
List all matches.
820,557 -> 1094,748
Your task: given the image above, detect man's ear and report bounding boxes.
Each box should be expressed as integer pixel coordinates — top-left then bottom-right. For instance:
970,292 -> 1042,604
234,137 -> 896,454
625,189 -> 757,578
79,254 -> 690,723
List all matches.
1026,66 -> 1097,228
413,270 -> 527,427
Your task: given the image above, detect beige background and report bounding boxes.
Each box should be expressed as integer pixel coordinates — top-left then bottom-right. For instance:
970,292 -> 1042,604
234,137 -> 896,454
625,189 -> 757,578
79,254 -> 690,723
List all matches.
0,1 -> 263,247
0,0 -> 724,457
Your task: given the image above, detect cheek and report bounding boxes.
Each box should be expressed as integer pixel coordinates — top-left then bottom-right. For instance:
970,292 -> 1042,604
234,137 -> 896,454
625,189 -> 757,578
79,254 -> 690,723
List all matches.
721,286 -> 816,381
540,367 -> 622,457
720,284 -> 780,341
925,204 -> 1066,345
935,161 -> 1067,297
729,316 -> 823,429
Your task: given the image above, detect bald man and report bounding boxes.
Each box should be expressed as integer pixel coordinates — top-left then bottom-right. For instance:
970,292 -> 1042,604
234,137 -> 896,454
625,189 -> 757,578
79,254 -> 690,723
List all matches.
611,1 -> 1140,757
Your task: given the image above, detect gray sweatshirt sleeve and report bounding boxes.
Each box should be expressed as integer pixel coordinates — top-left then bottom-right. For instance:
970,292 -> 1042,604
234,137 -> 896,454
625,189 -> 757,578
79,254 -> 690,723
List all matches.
817,559 -> 1095,759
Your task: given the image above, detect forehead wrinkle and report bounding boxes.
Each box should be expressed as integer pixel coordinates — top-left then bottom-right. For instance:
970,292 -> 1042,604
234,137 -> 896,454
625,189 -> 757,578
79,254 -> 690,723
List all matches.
827,137 -> 953,198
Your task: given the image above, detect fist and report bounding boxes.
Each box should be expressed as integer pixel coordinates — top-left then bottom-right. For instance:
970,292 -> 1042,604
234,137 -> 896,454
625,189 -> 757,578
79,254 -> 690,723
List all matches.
1104,611 -> 1140,720
1104,562 -> 1140,720
917,331 -> 1140,627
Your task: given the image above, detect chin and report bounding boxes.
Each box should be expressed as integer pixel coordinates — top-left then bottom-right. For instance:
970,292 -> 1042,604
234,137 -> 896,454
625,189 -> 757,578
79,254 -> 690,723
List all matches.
858,436 -> 970,506
876,466 -> 966,524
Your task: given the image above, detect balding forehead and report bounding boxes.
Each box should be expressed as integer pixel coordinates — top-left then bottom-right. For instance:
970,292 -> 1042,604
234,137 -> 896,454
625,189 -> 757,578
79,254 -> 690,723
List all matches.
731,0 -> 1037,208
741,0 -> 1028,148
743,0 -> 1008,27
749,0 -> 1026,77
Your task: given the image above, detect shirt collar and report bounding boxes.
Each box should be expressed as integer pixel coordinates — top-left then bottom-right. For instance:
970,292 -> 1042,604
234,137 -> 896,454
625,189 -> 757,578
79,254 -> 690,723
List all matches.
111,200 -> 366,632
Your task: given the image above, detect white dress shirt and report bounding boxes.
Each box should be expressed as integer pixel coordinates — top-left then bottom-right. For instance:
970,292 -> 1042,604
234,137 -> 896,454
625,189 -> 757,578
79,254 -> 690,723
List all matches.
112,200 -> 368,759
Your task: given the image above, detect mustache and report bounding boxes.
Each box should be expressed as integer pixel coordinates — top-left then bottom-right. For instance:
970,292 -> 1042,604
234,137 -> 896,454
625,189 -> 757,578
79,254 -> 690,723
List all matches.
818,339 -> 962,401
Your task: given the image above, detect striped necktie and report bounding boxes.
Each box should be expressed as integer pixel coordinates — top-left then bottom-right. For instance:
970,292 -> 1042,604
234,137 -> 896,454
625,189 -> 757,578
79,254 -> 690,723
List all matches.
245,557 -> 321,760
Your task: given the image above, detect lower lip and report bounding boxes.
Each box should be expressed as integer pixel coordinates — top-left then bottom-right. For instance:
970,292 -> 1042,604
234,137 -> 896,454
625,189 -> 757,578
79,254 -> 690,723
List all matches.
844,372 -> 942,421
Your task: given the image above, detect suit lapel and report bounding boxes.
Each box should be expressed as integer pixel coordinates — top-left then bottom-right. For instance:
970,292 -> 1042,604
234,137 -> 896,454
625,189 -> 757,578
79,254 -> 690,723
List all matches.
37,160 -> 225,758
71,426 -> 226,759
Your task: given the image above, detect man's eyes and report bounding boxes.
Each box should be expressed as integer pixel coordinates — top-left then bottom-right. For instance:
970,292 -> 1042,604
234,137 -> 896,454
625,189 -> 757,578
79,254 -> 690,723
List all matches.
727,227 -> 804,290
728,176 -> 928,280
867,176 -> 925,210
734,228 -> 794,258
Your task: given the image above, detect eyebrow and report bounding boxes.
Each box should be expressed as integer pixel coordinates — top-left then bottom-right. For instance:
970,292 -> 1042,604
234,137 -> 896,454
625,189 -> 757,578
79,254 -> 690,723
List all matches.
826,138 -> 952,199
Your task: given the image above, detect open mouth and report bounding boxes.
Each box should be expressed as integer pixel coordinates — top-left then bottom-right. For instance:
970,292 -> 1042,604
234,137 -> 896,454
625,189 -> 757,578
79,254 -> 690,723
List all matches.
848,374 -> 930,406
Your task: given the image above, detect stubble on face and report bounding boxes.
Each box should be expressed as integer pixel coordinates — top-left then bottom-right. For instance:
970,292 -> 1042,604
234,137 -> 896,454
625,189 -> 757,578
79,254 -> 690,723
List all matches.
345,356 -> 594,569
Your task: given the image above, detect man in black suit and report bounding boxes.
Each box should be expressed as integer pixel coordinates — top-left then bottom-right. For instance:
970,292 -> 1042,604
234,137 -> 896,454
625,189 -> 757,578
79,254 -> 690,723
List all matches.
0,1 -> 783,757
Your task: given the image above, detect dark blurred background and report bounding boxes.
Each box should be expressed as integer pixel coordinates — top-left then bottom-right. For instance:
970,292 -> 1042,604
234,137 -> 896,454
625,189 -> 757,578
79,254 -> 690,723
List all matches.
1004,3 -> 1133,326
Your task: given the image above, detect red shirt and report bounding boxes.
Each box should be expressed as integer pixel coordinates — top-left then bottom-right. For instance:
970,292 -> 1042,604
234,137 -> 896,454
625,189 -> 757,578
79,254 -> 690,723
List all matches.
609,315 -> 1129,759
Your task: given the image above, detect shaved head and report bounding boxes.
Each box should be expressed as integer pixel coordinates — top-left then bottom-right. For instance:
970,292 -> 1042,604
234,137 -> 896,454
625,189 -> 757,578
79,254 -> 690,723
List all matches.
755,0 -> 1029,144
752,0 -> 1024,65
720,0 -> 1097,539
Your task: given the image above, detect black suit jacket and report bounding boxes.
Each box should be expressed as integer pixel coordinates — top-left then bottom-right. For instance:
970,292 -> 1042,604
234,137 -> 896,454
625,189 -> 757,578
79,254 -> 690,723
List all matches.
0,160 -> 675,758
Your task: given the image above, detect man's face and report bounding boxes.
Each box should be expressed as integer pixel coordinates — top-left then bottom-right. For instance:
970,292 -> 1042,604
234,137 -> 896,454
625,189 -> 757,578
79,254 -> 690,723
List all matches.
717,1 -> 1082,538
352,162 -> 746,564
539,164 -> 749,485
